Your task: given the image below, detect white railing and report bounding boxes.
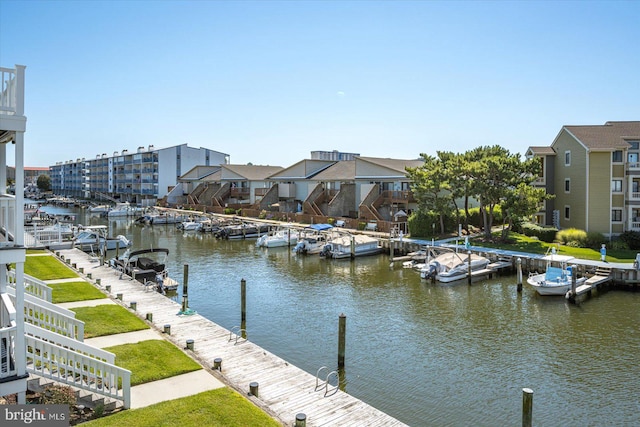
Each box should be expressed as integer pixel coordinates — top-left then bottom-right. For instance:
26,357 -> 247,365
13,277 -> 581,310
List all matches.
1,291 -> 16,327
6,286 -> 84,341
25,334 -> 131,409
25,323 -> 109,363
0,66 -> 24,116
0,194 -> 16,247
0,322 -> 18,378
8,270 -> 53,302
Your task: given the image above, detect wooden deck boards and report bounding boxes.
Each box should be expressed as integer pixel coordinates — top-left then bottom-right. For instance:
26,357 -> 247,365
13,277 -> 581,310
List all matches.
55,248 -> 408,426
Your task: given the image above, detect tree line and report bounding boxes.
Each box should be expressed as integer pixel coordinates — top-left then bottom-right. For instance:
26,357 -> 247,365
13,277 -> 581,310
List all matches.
406,145 -> 552,240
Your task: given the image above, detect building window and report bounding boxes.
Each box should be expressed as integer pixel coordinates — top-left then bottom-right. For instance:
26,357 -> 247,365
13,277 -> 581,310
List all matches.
612,209 -> 622,222
612,150 -> 623,162
565,151 -> 571,166
630,141 -> 640,150
629,152 -> 638,164
564,206 -> 570,220
612,180 -> 622,192
565,179 -> 570,193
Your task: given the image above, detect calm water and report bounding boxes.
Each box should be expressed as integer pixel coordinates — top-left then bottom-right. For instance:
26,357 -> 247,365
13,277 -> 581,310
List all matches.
42,206 -> 640,426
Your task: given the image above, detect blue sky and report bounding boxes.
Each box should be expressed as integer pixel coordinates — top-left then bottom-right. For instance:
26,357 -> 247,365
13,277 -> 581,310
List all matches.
1,0 -> 638,167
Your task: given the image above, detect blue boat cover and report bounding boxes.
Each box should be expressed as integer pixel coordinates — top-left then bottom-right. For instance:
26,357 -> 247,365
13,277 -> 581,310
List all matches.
307,223 -> 333,231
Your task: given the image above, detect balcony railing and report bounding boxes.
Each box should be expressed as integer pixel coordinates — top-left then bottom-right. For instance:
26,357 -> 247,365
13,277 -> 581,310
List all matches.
0,194 -> 16,247
0,66 -> 25,116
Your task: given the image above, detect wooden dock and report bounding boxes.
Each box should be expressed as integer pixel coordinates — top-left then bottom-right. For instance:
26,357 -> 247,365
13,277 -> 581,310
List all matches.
55,248 -> 408,427
574,267 -> 612,297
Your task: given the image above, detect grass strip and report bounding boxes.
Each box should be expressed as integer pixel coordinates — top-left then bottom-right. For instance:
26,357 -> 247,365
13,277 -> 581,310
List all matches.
23,254 -> 79,280
83,388 -> 282,427
106,340 -> 202,386
49,281 -> 106,303
71,305 -> 149,338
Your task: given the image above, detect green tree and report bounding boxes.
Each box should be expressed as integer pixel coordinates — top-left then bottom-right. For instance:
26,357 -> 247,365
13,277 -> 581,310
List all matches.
406,154 -> 453,234
501,182 -> 553,239
36,174 -> 51,192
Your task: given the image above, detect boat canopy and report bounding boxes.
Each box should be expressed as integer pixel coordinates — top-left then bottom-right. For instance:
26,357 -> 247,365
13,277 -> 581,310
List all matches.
307,224 -> 333,231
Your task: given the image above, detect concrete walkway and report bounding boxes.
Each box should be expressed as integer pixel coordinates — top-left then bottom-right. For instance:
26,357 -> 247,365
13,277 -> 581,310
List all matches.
45,281 -> 225,409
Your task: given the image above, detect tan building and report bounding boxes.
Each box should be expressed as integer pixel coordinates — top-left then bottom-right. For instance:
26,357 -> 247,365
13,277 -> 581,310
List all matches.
527,121 -> 640,237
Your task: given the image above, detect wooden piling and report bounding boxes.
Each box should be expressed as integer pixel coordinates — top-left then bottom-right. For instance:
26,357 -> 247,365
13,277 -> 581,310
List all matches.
213,358 -> 222,371
517,258 -> 523,292
116,293 -> 123,300
295,413 -> 307,427
186,339 -> 194,351
241,278 -> 247,323
467,251 -> 472,285
522,388 -> 533,427
146,312 -> 153,322
130,301 -> 137,311
182,264 -> 189,312
249,381 -> 259,397
338,313 -> 346,369
164,324 -> 171,335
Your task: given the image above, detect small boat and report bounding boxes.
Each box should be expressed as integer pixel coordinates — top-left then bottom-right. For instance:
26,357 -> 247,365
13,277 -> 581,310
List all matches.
420,250 -> 490,283
177,221 -> 204,232
292,224 -> 333,255
111,248 -> 178,293
88,204 -> 111,214
256,226 -> 298,248
107,202 -> 144,217
72,225 -> 131,252
320,233 -> 382,259
215,222 -> 270,239
527,250 -> 586,296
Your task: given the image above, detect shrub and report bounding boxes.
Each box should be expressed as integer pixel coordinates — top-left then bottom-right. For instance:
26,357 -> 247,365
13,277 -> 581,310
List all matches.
521,223 -> 557,243
556,228 -> 588,246
620,231 -> 640,250
41,384 -> 76,412
224,208 -> 235,215
585,232 -> 606,249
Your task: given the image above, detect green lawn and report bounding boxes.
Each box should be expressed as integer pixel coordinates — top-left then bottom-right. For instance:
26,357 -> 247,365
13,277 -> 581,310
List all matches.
71,305 -> 149,338
472,231 -> 637,262
106,340 -> 202,386
83,388 -> 282,427
23,254 -> 79,280
49,281 -> 106,303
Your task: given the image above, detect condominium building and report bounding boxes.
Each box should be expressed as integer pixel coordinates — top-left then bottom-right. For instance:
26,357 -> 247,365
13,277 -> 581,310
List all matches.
50,144 -> 229,205
527,121 -> 640,237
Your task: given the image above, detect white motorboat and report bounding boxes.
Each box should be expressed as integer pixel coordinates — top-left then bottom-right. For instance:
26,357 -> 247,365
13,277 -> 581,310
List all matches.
420,250 -> 490,283
527,251 -> 586,296
107,202 -> 143,217
72,225 -> 131,252
320,233 -> 382,259
293,224 -> 334,255
88,204 -> 111,214
256,226 -> 298,248
177,221 -> 204,232
111,248 -> 178,293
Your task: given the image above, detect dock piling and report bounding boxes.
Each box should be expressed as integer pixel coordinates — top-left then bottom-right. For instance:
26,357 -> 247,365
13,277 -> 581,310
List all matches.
522,388 -> 533,427
517,258 -> 523,292
249,381 -> 259,397
295,413 -> 307,427
241,278 -> 247,323
213,357 -> 222,371
338,313 -> 346,369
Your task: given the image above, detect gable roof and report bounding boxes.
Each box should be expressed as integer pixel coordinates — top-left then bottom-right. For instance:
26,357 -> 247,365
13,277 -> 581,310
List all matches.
526,146 -> 556,156
356,156 -> 424,174
268,159 -> 336,180
309,160 -> 356,181
221,164 -> 284,181
561,121 -> 640,151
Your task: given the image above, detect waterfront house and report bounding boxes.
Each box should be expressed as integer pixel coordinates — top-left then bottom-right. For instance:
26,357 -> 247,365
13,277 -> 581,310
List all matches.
527,121 -> 640,237
165,165 -> 221,207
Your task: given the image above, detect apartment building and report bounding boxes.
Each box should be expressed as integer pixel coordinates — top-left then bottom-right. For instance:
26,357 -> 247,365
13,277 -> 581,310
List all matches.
50,144 -> 229,206
527,121 -> 640,237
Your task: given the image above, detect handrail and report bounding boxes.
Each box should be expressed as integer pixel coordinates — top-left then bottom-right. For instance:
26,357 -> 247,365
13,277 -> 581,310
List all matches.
25,323 -> 112,363
228,326 -> 247,344
5,286 -> 84,341
314,366 -> 339,396
8,270 -> 53,302
25,334 -> 131,409
0,323 -> 18,378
